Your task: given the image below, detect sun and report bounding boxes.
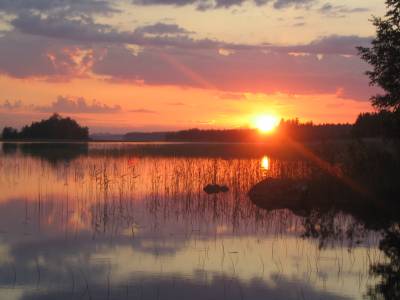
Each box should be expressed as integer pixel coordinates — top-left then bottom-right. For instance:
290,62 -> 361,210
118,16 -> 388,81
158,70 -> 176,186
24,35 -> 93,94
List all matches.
253,115 -> 280,133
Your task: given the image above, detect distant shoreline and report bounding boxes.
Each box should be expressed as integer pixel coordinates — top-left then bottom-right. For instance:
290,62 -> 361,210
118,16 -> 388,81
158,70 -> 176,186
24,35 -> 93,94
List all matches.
0,137 -> 386,144
0,139 -> 93,143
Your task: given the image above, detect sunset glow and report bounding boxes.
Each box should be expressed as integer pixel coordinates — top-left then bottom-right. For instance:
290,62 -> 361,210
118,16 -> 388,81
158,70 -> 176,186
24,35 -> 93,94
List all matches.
1,1 -> 399,299
0,0 -> 383,132
254,115 -> 280,133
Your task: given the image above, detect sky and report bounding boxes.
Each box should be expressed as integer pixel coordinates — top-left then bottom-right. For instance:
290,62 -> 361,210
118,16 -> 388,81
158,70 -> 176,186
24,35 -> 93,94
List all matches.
0,0 -> 386,133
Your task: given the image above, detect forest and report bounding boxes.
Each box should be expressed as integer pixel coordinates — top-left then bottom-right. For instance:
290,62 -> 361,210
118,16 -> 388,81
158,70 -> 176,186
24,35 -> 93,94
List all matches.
1,113 -> 89,140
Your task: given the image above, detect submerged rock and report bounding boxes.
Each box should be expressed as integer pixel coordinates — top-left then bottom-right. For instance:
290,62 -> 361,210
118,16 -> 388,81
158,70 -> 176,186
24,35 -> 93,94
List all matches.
248,178 -> 308,210
204,184 -> 220,194
203,184 -> 229,194
219,185 -> 229,193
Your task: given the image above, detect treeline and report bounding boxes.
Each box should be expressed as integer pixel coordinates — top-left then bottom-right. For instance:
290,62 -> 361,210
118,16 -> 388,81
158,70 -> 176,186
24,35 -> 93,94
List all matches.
2,111 -> 399,142
164,112 -> 400,142
353,110 -> 400,139
165,121 -> 353,142
2,113 -> 89,140
279,119 -> 353,141
165,128 -> 261,142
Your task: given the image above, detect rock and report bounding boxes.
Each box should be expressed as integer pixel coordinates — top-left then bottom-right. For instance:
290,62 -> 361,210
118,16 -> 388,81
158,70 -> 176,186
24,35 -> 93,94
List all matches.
248,176 -> 366,217
203,184 -> 229,194
203,184 -> 221,194
220,185 -> 229,193
248,178 -> 309,210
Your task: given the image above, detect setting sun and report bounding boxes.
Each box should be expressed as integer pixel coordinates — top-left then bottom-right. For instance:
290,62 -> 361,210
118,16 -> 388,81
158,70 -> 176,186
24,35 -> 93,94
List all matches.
254,115 -> 280,133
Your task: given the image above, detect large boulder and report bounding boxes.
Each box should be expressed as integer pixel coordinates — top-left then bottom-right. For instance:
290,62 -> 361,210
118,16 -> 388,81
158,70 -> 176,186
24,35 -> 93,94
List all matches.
248,178 -> 308,211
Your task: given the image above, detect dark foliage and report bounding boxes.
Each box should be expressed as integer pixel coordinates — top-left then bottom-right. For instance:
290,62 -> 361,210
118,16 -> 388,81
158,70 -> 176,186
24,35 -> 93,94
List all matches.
165,122 -> 352,142
357,0 -> 400,111
278,119 -> 352,141
1,127 -> 19,139
165,128 -> 261,142
353,110 -> 400,138
368,228 -> 400,300
1,113 -> 89,140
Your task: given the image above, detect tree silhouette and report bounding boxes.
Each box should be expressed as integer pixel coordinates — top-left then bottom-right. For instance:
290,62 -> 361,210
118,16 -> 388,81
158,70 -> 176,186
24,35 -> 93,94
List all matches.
2,113 -> 89,140
367,228 -> 400,300
1,127 -> 19,139
357,0 -> 400,111
164,122 -> 352,142
353,110 -> 400,139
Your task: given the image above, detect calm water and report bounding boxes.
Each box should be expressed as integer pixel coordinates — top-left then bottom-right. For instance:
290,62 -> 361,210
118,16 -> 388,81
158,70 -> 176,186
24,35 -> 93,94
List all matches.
0,142 -> 396,300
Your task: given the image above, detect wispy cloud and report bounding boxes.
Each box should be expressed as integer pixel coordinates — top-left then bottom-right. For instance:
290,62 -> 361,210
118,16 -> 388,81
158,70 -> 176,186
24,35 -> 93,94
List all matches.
218,93 -> 246,100
0,96 -> 122,114
0,99 -> 23,110
10,13 -> 248,51
129,108 -> 157,114
35,96 -> 122,113
318,3 -> 369,18
0,30 -> 375,100
0,0 -> 118,16
134,22 -> 192,35
132,0 -> 316,10
166,101 -> 186,106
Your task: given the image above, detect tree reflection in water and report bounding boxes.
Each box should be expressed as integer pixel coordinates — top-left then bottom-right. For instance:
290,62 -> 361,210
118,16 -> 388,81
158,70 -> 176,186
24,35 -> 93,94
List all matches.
249,142 -> 400,300
367,227 -> 400,299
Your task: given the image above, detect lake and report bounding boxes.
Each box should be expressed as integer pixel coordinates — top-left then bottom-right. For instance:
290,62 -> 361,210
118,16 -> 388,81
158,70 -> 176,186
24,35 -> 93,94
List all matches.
0,141 -> 398,300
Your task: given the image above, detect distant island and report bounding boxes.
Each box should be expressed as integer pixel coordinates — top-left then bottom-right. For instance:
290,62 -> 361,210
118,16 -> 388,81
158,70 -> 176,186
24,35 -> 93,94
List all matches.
1,113 -> 89,140
1,110 -> 398,142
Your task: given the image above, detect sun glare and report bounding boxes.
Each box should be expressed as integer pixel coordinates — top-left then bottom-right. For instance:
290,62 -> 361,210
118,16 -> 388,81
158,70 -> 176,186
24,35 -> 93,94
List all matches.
254,115 -> 280,133
261,156 -> 270,171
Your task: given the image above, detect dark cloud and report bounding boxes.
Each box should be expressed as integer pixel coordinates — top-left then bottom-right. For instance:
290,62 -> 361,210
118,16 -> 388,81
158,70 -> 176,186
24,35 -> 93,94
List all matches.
275,35 -> 372,56
0,32 -> 58,78
9,13 -> 371,56
273,0 -> 315,9
11,13 -> 124,43
132,0 -> 315,10
35,96 -> 122,113
0,10 -> 376,101
132,0 -> 197,6
134,22 -> 192,35
92,41 -> 376,100
214,0 -> 247,9
10,13 -> 243,50
0,0 -> 118,16
318,3 -> 369,17
0,28 -> 107,79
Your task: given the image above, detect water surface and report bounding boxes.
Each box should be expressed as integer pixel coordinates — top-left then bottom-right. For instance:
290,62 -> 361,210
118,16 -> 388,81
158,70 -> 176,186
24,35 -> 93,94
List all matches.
0,142 -> 397,300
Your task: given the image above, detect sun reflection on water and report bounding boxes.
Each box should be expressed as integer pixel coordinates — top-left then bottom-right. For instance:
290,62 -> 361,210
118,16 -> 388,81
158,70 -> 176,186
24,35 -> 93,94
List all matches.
261,156 -> 270,171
